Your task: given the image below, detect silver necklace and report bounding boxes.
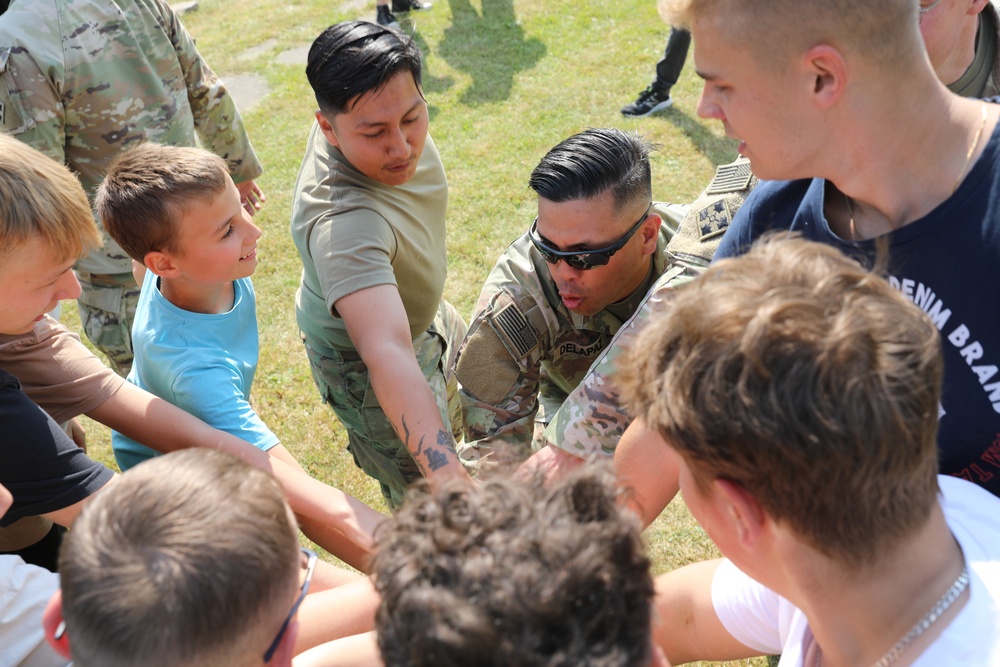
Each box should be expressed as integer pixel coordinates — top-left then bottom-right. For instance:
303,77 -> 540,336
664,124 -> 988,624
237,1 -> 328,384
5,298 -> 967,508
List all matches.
814,562 -> 969,667
842,102 -> 989,241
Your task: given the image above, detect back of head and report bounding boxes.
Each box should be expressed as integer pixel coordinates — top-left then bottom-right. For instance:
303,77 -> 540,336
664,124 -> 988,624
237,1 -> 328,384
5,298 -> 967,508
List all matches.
373,468 -> 654,667
620,234 -> 943,569
660,0 -> 923,74
58,449 -> 300,667
307,20 -> 423,116
0,133 -> 101,263
529,128 -> 653,211
95,142 -> 229,262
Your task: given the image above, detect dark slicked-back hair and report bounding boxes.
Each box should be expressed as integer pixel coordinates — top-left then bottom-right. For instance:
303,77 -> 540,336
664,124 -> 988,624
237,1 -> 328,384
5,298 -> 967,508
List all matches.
374,467 -> 655,667
529,128 -> 653,211
306,20 -> 423,116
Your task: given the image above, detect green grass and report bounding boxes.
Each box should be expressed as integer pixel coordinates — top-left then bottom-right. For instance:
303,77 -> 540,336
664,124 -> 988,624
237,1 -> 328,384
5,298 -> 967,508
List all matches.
68,0 -> 761,664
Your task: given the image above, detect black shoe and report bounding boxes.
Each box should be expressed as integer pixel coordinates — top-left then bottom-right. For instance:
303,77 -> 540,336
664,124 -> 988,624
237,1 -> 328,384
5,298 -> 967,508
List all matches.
376,4 -> 400,27
392,0 -> 431,12
621,86 -> 673,117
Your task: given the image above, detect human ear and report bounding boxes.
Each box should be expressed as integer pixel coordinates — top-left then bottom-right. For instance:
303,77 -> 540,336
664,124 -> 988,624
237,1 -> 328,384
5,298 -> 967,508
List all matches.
315,111 -> 341,149
143,250 -> 181,278
42,591 -> 72,658
641,213 -> 663,254
714,478 -> 766,549
802,44 -> 847,108
269,619 -> 300,666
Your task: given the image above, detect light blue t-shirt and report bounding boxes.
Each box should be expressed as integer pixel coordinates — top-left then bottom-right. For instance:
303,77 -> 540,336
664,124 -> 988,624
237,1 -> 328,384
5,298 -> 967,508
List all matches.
112,275 -> 279,470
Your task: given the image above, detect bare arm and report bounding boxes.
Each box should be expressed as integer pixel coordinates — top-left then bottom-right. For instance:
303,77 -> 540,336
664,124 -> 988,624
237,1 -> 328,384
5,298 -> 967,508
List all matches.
294,631 -> 381,667
41,475 -> 118,527
295,580 -> 379,655
87,383 -> 384,571
614,418 -> 680,529
336,284 -> 471,486
654,559 -> 759,665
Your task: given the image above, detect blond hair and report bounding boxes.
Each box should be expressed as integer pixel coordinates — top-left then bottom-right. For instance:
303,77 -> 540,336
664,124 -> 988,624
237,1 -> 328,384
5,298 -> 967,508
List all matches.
620,234 -> 942,569
660,0 -> 923,73
0,133 -> 101,262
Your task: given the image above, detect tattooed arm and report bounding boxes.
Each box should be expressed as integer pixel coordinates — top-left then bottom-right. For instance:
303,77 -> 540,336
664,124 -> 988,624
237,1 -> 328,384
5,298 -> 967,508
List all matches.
337,284 -> 472,484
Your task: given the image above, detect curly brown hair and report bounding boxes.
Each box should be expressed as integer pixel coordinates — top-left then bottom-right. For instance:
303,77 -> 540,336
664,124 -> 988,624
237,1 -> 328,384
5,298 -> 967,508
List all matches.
373,467 -> 654,667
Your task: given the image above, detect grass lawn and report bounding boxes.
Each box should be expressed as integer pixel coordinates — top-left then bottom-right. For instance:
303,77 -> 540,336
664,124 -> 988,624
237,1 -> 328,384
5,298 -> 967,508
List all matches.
68,0 -> 765,664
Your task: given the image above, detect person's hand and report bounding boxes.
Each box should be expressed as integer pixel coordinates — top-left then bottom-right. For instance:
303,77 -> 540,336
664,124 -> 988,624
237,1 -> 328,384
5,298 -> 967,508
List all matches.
65,417 -> 87,452
236,179 -> 266,215
515,444 -> 584,486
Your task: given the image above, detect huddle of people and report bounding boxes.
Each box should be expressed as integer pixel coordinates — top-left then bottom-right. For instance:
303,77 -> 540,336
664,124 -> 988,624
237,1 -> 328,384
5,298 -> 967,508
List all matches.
3,0 -> 1000,665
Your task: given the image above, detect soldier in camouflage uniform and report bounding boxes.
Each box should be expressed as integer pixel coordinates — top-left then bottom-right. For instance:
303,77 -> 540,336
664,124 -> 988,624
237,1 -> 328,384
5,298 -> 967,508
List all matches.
0,0 -> 263,375
513,157 -> 757,482
455,129 -> 684,469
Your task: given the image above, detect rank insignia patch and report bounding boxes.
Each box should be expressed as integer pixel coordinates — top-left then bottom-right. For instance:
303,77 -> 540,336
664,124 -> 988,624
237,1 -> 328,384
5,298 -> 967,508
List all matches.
696,198 -> 733,241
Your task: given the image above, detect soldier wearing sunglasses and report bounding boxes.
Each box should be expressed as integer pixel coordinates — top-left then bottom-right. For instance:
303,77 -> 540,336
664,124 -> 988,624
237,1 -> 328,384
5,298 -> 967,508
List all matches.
454,128 -> 684,468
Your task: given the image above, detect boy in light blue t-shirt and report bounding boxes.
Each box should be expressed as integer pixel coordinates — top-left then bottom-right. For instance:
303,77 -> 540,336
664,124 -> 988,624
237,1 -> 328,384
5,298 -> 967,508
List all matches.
95,143 -> 388,571
97,143 -> 276,472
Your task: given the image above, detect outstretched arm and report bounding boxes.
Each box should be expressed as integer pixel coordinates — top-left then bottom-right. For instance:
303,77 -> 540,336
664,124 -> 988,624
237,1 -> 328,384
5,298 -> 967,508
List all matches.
653,559 -> 757,664
88,382 -> 384,571
336,284 -> 471,486
615,418 -> 680,529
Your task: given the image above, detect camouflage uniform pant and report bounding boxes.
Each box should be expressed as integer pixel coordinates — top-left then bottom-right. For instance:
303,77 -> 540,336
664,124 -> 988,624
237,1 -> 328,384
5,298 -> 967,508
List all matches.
305,300 -> 467,509
76,271 -> 140,376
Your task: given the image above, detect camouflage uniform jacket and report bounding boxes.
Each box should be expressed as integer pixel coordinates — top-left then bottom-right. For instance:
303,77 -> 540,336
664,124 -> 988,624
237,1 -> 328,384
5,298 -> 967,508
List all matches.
543,159 -> 758,459
456,203 -> 683,462
0,0 -> 262,274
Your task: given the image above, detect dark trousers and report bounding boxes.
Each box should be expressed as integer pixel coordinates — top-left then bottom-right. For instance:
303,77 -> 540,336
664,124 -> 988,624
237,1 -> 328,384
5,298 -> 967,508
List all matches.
654,27 -> 692,93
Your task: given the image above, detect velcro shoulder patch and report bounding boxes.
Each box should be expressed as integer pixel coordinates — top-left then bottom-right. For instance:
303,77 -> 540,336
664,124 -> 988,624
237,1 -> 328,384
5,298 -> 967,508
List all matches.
705,159 -> 753,195
493,302 -> 538,359
0,47 -> 27,134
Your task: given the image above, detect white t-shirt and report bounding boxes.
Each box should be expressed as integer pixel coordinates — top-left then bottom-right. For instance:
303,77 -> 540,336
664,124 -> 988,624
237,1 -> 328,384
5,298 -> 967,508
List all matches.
712,476 -> 1000,666
0,555 -> 69,666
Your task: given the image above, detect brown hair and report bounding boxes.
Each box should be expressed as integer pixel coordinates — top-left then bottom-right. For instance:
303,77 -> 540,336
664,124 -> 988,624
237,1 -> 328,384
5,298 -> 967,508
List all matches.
373,467 -> 654,667
95,142 -> 230,262
58,449 -> 300,667
0,134 -> 101,262
620,234 -> 942,569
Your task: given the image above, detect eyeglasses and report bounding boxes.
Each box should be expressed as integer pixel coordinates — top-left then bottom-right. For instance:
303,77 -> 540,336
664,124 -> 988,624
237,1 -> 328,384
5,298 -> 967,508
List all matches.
529,202 -> 652,271
919,0 -> 944,21
264,547 -> 318,663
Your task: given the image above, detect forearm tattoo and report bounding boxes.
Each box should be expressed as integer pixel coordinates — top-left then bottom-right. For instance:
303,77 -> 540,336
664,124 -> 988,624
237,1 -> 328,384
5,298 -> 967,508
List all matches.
401,416 -> 453,473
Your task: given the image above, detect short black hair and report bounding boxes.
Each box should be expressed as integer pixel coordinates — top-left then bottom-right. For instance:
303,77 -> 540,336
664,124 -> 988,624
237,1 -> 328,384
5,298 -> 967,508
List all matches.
306,20 -> 423,115
529,128 -> 653,209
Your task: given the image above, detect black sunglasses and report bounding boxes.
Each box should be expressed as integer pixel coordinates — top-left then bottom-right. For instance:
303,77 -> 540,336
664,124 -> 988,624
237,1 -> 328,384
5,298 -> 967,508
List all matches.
529,202 -> 653,270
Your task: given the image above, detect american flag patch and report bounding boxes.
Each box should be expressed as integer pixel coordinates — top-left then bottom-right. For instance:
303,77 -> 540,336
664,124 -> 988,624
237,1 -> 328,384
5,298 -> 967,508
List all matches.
705,161 -> 753,195
494,303 -> 537,359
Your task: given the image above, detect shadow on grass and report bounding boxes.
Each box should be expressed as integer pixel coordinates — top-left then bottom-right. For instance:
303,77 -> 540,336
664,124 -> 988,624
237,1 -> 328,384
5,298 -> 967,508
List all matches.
406,26 -> 455,104
664,107 -> 739,166
438,0 -> 545,105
